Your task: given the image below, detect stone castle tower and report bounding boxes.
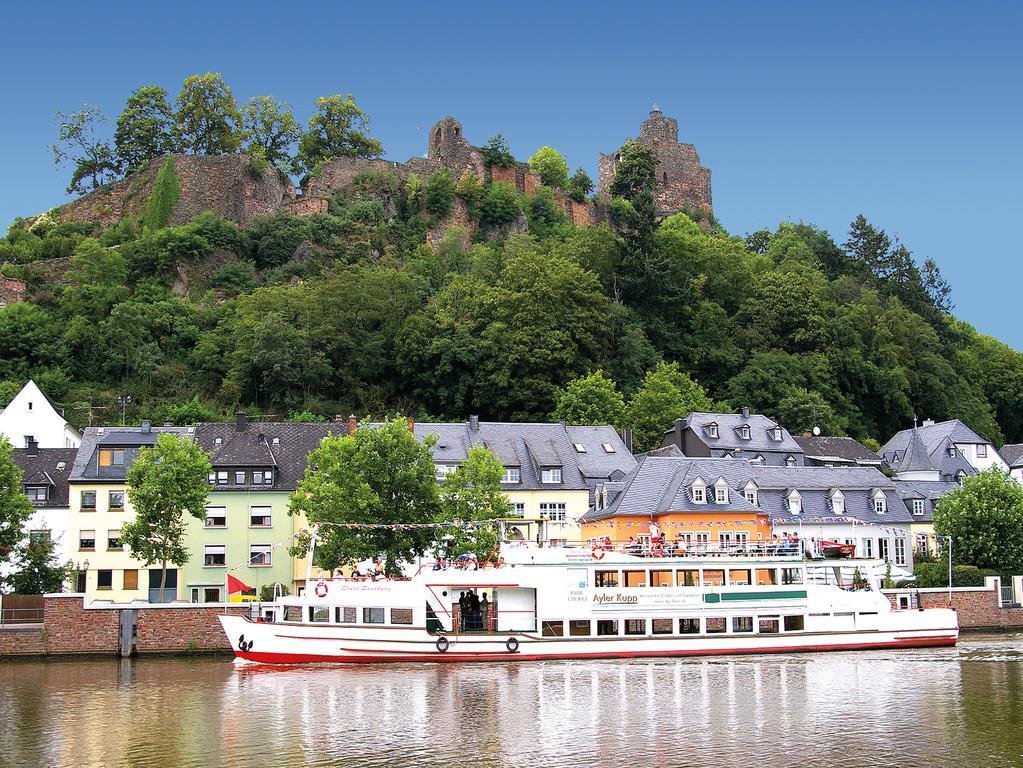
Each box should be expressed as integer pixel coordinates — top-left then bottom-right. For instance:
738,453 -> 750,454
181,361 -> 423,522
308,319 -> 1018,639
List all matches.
598,105 -> 712,219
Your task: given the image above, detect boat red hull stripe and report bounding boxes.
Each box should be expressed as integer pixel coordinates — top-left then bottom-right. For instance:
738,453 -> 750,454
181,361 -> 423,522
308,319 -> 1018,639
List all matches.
234,635 -> 956,664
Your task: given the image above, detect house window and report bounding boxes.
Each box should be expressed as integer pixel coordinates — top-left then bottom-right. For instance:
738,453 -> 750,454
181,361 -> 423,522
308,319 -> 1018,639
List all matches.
502,467 -> 521,483
745,488 -> 757,505
235,471 -> 246,484
25,486 -> 47,502
250,507 -> 272,527
693,485 -> 705,503
217,471 -> 228,485
788,493 -> 801,514
977,444 -> 987,458
706,424 -> 719,438
601,443 -> 616,453
123,569 -> 138,590
435,464 -> 457,481
772,427 -> 783,441
832,493 -> 845,514
539,503 -> 567,521
27,402 -> 32,411
79,530 -> 95,550
249,544 -> 272,566
108,491 -> 124,510
573,443 -> 587,453
912,499 -> 924,516
541,468 -> 563,484
957,472 -> 966,487
878,539 -> 890,561
863,538 -> 874,558
205,507 -> 227,527
98,448 -> 126,467
785,455 -> 797,467
874,497 -> 886,514
107,530 -> 122,550
253,471 -> 264,484
948,446 -> 957,458
204,545 -> 226,567
204,587 -> 222,603
509,503 -> 525,518
739,426 -> 751,440
263,470 -> 272,484
895,538 -> 907,566
97,570 -> 113,590
714,485 -> 727,503
80,491 -> 96,510
29,530 -> 50,545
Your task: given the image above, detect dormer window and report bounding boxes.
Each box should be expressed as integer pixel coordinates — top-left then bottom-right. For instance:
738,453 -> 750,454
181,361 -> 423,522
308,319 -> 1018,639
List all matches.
787,490 -> 801,515
98,448 -> 126,467
873,491 -> 887,514
435,464 -> 457,481
706,423 -> 719,438
752,455 -> 765,464
948,445 -> 957,458
541,467 -> 562,484
502,467 -> 521,483
956,471 -> 966,487
572,443 -> 587,453
272,437 -> 280,446
912,499 -> 925,516
715,485 -> 727,503
601,443 -> 616,454
771,427 -> 783,441
691,479 -> 706,504
744,481 -> 758,506
25,486 -> 47,502
739,425 -> 751,440
785,455 -> 797,467
214,437 -> 223,446
831,490 -> 845,515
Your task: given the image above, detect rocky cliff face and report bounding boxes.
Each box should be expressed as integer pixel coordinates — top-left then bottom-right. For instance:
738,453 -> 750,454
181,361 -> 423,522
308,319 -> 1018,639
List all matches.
58,153 -> 295,230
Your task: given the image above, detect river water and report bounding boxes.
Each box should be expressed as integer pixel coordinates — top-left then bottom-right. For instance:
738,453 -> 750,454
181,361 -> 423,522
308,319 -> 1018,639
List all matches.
2,633 -> 1022,768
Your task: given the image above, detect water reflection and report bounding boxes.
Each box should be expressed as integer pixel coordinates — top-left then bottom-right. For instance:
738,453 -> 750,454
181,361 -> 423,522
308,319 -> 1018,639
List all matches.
2,635 -> 1022,768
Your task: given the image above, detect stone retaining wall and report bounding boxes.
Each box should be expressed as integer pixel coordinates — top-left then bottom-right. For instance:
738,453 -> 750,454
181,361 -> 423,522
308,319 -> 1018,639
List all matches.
884,578 -> 1023,629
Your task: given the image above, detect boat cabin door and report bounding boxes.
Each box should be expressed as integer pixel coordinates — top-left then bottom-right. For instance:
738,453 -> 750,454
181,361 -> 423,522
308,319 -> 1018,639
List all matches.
492,587 -> 536,632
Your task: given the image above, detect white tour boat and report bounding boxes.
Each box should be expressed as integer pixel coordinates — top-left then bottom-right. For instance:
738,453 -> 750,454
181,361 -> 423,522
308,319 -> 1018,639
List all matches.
219,544 -> 958,664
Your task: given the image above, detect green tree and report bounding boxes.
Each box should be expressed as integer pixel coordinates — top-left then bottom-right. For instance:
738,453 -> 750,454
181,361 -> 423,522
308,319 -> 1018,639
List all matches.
0,438 -> 33,563
175,73 -> 244,155
436,446 -> 510,561
565,167 -> 594,202
480,182 -> 520,226
455,170 -> 485,217
114,85 -> 179,170
296,94 -> 382,175
5,532 -> 68,594
528,146 -> 569,188
424,168 -> 456,220
933,469 -> 1023,573
551,370 -> 627,428
775,387 -> 845,435
63,238 -> 129,321
51,106 -> 120,194
121,433 -> 213,602
289,417 -> 441,574
242,95 -> 301,173
627,362 -> 718,452
480,134 -> 515,168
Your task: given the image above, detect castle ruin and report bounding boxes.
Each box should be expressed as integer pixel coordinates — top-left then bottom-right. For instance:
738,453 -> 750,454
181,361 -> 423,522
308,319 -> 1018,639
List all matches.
598,105 -> 712,219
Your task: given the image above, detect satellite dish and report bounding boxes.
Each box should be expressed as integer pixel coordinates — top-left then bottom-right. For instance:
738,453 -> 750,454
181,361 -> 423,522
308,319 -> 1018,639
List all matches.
812,426 -> 822,436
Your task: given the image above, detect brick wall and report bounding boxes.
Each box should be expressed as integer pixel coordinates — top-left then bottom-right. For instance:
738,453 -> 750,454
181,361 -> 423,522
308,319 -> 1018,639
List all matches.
884,581 -> 1023,629
0,626 -> 46,656
135,605 -> 248,653
284,196 -> 329,217
43,595 -> 120,655
489,165 -> 518,190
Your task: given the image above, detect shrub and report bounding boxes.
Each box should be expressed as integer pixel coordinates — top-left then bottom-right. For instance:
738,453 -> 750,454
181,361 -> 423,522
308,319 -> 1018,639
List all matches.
481,134 -> 515,168
209,260 -> 258,295
912,562 -> 1001,588
424,168 -> 455,220
140,157 -> 180,232
480,182 -> 520,226
455,171 -> 484,218
528,146 -> 569,189
249,211 -> 311,269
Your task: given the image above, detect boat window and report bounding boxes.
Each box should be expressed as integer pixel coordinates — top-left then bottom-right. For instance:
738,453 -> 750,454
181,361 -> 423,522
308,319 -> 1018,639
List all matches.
755,568 -> 777,586
309,606 -> 330,623
595,570 -> 619,588
652,618 -> 673,635
363,607 -> 385,624
728,569 -> 752,586
703,569 -> 725,587
569,620 -> 591,637
733,616 -> 754,633
782,568 -> 803,585
858,611 -> 878,616
284,605 -> 302,622
337,606 -> 357,623
390,608 -> 413,625
677,569 -> 699,587
542,620 -> 565,637
784,615 -> 805,631
624,619 -> 646,635
759,617 -> 780,634
834,611 -> 854,617
623,570 -> 647,588
650,570 -> 673,587
679,618 -> 701,635
705,617 -> 726,634
596,619 -> 619,636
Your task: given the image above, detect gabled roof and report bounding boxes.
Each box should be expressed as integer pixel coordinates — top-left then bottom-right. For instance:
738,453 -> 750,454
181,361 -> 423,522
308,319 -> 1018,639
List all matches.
12,448 -> 77,508
195,421 -> 345,490
792,435 -> 883,465
882,419 -> 990,456
668,411 -> 804,455
750,464 -> 909,524
890,428 -> 938,474
71,425 -> 194,481
892,479 -> 960,522
1000,443 -> 1023,468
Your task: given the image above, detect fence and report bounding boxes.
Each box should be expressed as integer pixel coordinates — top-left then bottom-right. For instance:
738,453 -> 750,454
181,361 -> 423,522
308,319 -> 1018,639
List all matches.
0,595 -> 44,625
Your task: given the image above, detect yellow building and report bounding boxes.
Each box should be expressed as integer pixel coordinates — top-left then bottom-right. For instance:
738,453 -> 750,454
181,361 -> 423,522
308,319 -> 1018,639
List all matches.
68,424 -> 194,602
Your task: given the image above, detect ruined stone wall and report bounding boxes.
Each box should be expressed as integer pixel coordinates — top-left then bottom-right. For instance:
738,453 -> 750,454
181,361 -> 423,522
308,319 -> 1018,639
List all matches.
489,164 -> 541,197
429,117 -> 486,180
284,196 -> 329,217
0,276 -> 26,307
59,154 -> 295,230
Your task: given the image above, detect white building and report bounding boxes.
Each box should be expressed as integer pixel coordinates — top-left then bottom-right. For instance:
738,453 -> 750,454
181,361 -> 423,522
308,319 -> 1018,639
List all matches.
881,419 -> 1006,478
0,380 -> 81,449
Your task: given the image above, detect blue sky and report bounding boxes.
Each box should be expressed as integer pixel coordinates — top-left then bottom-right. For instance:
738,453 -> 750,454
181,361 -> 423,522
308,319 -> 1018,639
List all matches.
1,1 -> 1020,347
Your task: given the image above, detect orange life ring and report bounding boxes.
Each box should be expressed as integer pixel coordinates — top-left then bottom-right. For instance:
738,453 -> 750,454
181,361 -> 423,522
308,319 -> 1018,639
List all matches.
591,546 -> 605,560
314,580 -> 328,598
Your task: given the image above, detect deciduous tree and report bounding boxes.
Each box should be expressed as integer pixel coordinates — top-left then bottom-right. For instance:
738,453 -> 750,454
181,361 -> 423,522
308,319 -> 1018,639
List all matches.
627,362 -> 718,452
551,370 -> 627,428
933,469 -> 1023,574
175,73 -> 244,155
0,438 -> 32,564
51,106 -> 120,194
242,95 -> 301,173
296,94 -> 382,175
114,85 -> 179,170
528,146 -> 569,188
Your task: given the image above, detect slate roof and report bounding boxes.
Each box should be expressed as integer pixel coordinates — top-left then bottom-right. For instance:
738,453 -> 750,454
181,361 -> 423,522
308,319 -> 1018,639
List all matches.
792,435 -> 884,466
892,479 -> 960,523
881,425 -> 977,479
583,458 -> 908,525
195,421 -> 346,491
888,428 -> 938,474
1000,444 -> 1023,468
882,420 -> 990,456
12,448 -> 77,507
410,421 -> 637,491
70,425 -> 194,482
666,411 -> 804,460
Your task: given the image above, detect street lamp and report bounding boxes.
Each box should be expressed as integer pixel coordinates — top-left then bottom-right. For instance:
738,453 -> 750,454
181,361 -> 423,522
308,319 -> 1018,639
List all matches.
116,395 -> 132,426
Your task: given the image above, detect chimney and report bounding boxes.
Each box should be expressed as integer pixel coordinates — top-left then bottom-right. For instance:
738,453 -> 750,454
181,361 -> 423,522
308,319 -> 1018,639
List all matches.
741,406 -> 750,419
140,420 -> 151,434
407,416 -> 415,433
922,419 -> 935,428
27,439 -> 38,457
621,428 -> 634,453
347,414 -> 357,434
334,414 -> 344,424
469,415 -> 480,432
235,412 -> 247,431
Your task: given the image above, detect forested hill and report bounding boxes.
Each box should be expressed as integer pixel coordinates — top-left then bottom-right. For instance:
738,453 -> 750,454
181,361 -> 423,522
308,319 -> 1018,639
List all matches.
1,75 -> 1020,452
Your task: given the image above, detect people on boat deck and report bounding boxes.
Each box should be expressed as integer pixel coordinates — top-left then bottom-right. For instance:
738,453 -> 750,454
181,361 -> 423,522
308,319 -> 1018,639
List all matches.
601,536 -> 613,551
480,593 -> 490,631
372,560 -> 386,581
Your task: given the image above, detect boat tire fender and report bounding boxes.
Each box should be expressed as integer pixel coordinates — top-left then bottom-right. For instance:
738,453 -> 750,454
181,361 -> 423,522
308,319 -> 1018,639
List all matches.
506,637 -> 519,653
436,636 -> 449,653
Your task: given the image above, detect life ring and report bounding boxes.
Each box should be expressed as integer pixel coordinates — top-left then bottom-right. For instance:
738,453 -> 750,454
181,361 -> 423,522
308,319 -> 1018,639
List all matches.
314,581 -> 328,598
506,637 -> 519,653
436,636 -> 450,653
591,546 -> 605,560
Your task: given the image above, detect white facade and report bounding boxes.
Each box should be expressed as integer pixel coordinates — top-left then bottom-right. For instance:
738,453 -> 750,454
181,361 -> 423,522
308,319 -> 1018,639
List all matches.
0,506 -> 71,581
0,381 -> 81,449
953,441 -> 1008,473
